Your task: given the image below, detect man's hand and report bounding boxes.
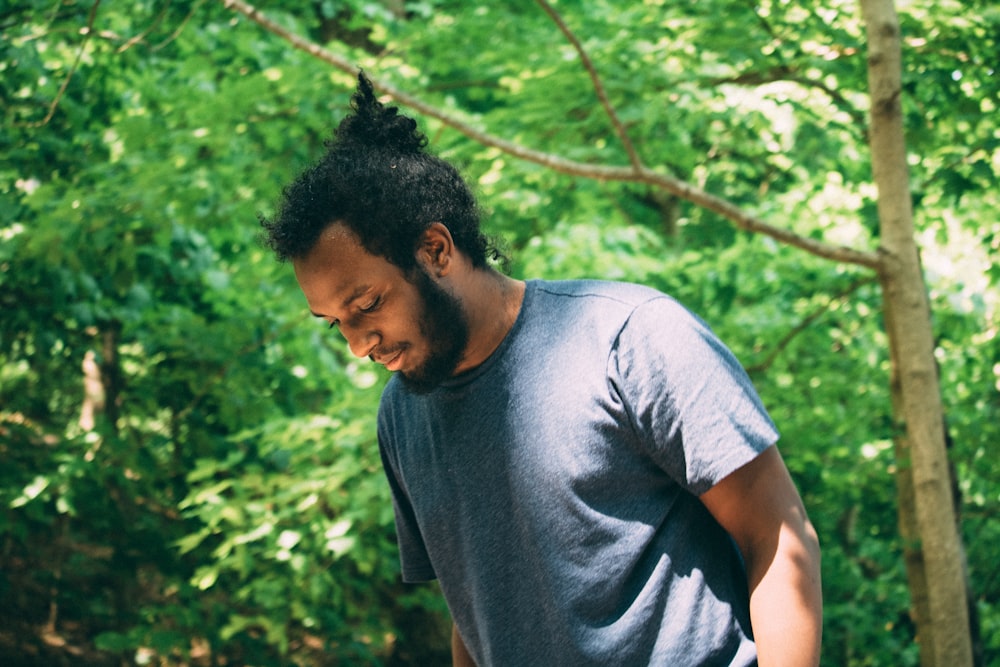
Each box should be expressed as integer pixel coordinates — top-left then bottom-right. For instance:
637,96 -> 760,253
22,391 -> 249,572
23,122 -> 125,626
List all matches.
452,623 -> 476,667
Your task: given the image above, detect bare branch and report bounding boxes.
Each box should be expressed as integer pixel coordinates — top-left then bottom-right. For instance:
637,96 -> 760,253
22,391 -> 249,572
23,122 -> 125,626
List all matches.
533,0 -> 643,171
219,0 -> 882,271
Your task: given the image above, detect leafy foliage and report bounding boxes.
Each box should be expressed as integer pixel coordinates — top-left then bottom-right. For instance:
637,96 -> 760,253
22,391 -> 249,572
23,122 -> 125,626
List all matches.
1,0 -> 997,665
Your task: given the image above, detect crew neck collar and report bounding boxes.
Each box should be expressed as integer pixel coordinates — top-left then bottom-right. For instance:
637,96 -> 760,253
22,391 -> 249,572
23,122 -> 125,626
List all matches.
434,279 -> 537,391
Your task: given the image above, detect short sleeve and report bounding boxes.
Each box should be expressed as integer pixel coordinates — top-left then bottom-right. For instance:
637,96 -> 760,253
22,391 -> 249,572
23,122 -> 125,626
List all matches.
611,297 -> 778,496
377,417 -> 436,582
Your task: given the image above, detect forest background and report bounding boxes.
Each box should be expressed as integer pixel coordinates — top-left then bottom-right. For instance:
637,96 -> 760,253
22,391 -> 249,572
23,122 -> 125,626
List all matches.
1,0 -> 998,665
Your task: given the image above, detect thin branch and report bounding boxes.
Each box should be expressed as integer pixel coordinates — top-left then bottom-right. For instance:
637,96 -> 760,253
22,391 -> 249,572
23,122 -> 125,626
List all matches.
926,138 -> 995,190
43,0 -> 66,31
116,0 -> 170,52
219,0 -> 883,271
707,67 -> 868,130
533,0 -> 643,171
20,0 -> 101,128
746,274 -> 880,373
151,0 -> 205,52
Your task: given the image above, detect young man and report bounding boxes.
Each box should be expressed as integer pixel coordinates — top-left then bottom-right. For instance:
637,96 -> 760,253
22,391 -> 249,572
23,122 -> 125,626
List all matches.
262,73 -> 822,666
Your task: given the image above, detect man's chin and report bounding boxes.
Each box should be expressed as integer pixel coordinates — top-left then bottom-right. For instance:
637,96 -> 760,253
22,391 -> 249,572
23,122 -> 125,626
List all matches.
397,355 -> 461,395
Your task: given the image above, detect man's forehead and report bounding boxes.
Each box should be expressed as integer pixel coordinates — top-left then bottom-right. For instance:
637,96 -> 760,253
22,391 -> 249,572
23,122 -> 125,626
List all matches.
293,224 -> 399,312
311,222 -> 362,262
319,221 -> 357,245
296,224 -> 367,274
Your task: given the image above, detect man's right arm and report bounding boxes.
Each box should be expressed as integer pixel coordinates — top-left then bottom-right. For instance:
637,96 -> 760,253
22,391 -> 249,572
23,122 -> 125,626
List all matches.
452,624 -> 476,667
700,445 -> 822,666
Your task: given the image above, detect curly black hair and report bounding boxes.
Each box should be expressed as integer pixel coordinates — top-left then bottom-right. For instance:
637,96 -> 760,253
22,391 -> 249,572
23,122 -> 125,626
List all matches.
259,72 -> 497,272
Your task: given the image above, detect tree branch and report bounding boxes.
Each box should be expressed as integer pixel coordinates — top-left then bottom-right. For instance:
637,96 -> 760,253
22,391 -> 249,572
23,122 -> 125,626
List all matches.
151,0 -> 205,52
746,274 -> 880,373
707,67 -> 868,130
533,0 -> 643,171
116,0 -> 170,53
20,0 -> 101,128
219,0 -> 882,271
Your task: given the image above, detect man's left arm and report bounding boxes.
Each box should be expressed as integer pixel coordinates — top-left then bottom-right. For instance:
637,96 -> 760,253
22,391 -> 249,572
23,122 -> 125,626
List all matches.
700,445 -> 823,667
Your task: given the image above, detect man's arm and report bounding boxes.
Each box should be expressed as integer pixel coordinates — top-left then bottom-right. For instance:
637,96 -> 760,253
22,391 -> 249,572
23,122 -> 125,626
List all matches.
700,445 -> 822,667
452,623 -> 476,667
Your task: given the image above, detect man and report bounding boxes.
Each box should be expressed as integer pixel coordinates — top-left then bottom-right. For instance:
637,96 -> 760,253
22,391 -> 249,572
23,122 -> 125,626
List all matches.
261,73 -> 822,666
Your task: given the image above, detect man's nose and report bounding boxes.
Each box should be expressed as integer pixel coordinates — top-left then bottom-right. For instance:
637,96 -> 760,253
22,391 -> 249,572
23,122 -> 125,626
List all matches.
341,324 -> 378,359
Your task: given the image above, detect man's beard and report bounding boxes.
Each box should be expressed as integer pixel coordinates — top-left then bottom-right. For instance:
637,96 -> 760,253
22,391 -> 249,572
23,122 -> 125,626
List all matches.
397,266 -> 470,394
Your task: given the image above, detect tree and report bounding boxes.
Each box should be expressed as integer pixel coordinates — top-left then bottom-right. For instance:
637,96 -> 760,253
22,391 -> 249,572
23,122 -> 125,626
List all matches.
861,1 -> 973,663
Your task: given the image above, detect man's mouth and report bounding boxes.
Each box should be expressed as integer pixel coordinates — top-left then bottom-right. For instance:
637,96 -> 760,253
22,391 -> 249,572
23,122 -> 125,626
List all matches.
372,348 -> 404,372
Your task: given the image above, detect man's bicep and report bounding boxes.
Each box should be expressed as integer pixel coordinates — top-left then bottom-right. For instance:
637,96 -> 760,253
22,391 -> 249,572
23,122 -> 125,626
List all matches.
699,445 -> 811,569
701,444 -> 824,665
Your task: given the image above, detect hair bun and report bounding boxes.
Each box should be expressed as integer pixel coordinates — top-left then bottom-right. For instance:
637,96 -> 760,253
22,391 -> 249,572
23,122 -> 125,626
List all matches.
330,72 -> 427,154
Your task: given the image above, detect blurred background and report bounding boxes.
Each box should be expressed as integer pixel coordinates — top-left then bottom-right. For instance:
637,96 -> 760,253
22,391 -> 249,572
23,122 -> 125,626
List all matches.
1,0 -> 997,665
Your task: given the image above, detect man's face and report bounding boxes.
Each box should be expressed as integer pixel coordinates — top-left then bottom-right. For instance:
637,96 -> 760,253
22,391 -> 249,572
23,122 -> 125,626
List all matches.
293,224 -> 469,393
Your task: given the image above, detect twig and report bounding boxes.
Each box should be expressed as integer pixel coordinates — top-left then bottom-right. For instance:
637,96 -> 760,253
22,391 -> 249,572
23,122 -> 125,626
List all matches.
152,0 -> 205,52
219,0 -> 883,270
20,0 -> 101,128
707,67 -> 868,131
746,274 -> 880,373
533,0 -> 643,171
116,0 -> 171,53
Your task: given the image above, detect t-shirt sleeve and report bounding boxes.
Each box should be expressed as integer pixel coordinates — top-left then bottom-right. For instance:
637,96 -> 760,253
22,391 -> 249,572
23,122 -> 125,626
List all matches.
611,296 -> 779,496
377,414 -> 437,583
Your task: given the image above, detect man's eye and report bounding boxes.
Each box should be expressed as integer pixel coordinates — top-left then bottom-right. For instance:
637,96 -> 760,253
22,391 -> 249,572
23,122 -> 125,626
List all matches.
360,297 -> 381,313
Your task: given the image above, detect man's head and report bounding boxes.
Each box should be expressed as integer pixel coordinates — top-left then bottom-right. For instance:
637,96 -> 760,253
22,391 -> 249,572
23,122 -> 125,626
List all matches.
292,222 -> 470,393
261,74 -> 498,390
259,72 -> 493,271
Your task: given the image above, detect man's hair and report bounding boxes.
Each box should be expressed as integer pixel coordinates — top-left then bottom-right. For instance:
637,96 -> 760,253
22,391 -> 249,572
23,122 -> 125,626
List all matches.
259,72 -> 496,272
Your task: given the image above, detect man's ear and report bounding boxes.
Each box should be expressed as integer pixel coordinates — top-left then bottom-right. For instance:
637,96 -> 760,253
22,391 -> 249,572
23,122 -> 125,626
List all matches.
417,222 -> 455,277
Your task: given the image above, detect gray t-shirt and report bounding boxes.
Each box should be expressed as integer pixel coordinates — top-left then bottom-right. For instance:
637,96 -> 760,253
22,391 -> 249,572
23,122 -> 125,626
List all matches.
377,280 -> 778,666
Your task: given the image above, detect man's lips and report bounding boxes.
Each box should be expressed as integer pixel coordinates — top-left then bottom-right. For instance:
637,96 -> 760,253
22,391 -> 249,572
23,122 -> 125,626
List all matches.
372,349 -> 404,371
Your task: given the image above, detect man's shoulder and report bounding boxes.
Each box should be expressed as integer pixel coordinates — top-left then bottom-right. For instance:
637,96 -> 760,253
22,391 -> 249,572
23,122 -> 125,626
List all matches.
531,278 -> 668,308
529,279 -> 692,330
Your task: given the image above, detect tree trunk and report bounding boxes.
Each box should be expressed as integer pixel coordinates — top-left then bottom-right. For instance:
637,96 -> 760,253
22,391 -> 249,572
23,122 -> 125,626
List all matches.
860,1 -> 973,665
887,333 -> 934,666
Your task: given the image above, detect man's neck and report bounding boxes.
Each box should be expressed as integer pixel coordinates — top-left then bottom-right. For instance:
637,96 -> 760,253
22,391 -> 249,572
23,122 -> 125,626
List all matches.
453,269 -> 525,375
